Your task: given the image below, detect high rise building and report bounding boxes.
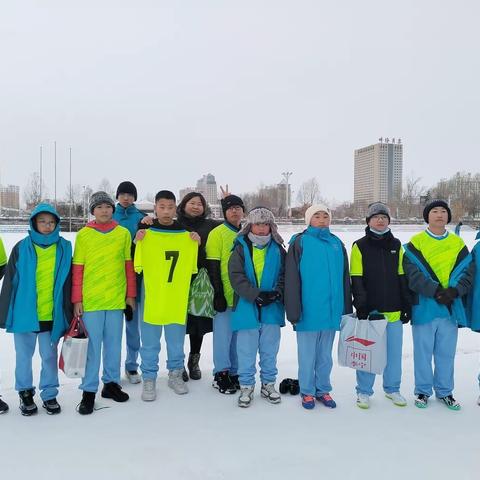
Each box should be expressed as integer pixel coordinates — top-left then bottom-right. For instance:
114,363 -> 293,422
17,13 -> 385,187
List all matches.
196,173 -> 218,206
0,184 -> 20,210
354,138 -> 403,207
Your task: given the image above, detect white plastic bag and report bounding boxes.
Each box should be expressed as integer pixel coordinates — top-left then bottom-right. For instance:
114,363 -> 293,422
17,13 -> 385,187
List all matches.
59,317 -> 89,378
338,313 -> 388,375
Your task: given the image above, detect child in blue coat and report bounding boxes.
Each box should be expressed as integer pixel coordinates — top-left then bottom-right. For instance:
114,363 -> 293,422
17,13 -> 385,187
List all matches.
228,207 -> 286,408
0,204 -> 72,416
285,204 -> 352,410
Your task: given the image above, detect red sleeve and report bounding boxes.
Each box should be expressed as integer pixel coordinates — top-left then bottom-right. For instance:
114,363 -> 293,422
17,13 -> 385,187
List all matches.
71,264 -> 84,303
125,260 -> 137,298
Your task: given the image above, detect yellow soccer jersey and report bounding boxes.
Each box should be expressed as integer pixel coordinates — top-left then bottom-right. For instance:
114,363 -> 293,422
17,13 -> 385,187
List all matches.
73,225 -> 132,312
0,237 -> 7,267
34,244 -> 56,321
134,228 -> 198,325
205,223 -> 238,307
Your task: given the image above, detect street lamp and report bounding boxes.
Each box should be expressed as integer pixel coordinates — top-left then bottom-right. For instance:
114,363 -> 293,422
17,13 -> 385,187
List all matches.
281,171 -> 292,218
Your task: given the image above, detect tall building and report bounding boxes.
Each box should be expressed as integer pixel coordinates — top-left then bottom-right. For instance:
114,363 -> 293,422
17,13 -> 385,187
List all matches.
0,184 -> 20,210
196,173 -> 218,206
178,187 -> 195,200
354,138 -> 403,207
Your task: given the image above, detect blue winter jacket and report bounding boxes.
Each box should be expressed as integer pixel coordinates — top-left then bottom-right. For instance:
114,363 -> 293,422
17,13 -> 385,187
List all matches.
113,204 -> 145,240
228,235 -> 285,331
467,241 -> 480,332
284,227 -> 352,332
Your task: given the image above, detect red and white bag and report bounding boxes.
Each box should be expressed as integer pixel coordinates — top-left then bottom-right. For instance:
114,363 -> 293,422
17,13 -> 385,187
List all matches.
59,316 -> 89,378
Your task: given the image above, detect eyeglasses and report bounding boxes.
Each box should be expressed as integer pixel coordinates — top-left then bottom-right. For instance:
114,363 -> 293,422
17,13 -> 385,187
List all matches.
37,220 -> 56,226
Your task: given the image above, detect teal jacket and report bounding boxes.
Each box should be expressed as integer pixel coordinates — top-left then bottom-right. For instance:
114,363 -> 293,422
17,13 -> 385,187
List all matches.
466,241 -> 480,332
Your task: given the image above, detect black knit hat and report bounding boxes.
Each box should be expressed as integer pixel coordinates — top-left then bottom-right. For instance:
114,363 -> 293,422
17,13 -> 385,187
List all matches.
116,181 -> 137,201
221,194 -> 245,217
423,199 -> 452,224
366,202 -> 391,224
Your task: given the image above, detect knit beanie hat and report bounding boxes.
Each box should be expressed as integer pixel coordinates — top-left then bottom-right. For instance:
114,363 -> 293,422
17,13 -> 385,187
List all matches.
366,202 -> 391,224
423,199 -> 452,224
221,194 -> 245,217
239,207 -> 284,245
89,191 -> 115,214
116,181 -> 137,201
305,204 -> 331,226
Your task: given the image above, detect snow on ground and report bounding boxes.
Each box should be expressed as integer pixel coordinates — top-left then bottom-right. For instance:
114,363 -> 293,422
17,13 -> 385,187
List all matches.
0,226 -> 479,480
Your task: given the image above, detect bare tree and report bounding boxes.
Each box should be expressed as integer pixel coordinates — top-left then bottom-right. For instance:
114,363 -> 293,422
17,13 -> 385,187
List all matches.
296,177 -> 323,208
97,178 -> 115,198
23,172 -> 47,210
399,172 -> 427,218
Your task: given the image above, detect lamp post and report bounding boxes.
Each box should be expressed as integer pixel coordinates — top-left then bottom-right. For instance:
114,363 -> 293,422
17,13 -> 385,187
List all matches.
281,171 -> 292,218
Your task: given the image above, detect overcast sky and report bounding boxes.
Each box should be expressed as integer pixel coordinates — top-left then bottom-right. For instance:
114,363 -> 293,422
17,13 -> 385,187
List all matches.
1,0 -> 479,205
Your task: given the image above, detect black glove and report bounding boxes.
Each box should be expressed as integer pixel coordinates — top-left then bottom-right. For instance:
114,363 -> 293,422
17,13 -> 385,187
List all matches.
400,307 -> 411,324
435,287 -> 458,306
213,293 -> 227,313
124,305 -> 134,322
356,308 -> 369,320
255,291 -> 280,307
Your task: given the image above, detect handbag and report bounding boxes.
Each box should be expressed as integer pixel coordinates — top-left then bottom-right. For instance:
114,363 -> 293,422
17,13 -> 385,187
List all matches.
59,316 -> 89,378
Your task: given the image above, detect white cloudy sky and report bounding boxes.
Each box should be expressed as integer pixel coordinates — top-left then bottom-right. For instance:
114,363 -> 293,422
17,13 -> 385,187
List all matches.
1,0 -> 479,205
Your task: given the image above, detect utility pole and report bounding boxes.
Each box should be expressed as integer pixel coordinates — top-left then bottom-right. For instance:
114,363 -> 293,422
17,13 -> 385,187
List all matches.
281,171 -> 293,218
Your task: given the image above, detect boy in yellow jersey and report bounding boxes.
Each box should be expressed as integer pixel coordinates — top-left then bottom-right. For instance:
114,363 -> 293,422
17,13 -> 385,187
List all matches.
134,190 -> 199,400
403,199 -> 473,410
0,235 -> 7,413
206,194 -> 245,394
72,192 -> 136,415
0,204 -> 72,416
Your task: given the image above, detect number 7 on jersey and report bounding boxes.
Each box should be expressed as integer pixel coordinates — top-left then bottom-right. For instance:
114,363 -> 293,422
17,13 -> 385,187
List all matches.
165,251 -> 180,282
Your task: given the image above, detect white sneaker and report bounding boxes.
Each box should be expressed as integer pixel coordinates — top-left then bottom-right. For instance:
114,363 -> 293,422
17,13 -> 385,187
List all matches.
356,393 -> 370,409
168,369 -> 189,395
261,383 -> 281,404
142,379 -> 156,402
238,385 -> 254,408
126,370 -> 142,384
385,392 -> 407,407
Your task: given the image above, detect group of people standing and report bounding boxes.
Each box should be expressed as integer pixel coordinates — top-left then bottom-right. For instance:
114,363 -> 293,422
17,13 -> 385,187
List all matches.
0,180 -> 479,416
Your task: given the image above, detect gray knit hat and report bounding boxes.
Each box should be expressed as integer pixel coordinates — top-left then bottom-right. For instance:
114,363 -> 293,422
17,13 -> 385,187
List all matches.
89,191 -> 115,214
239,207 -> 284,245
366,202 -> 391,224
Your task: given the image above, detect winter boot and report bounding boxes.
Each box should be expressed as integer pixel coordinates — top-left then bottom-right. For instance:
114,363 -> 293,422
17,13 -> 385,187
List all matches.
101,382 -> 129,402
212,371 -> 237,395
182,368 -> 189,382
188,353 -> 202,380
19,389 -> 38,416
415,394 -> 428,409
42,398 -> 61,415
168,369 -> 189,395
78,391 -> 95,415
439,395 -> 461,411
142,379 -> 157,402
0,396 -> 9,414
385,392 -> 407,407
356,393 -> 370,409
238,385 -> 254,408
125,370 -> 142,384
316,393 -> 337,409
261,383 -> 281,404
230,374 -> 240,390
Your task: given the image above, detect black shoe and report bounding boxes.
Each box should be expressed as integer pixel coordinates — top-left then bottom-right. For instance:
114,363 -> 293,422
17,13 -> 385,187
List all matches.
279,378 -> 301,395
19,389 -> 38,416
182,368 -> 189,382
78,391 -> 96,415
101,382 -> 129,402
212,371 -> 237,394
0,396 -> 9,414
42,398 -> 61,415
188,353 -> 202,380
230,374 -> 240,390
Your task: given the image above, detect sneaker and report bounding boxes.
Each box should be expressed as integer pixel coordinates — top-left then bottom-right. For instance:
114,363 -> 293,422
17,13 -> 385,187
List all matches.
415,394 -> 429,409
188,353 -> 202,380
19,389 -> 38,416
101,382 -> 129,402
0,396 -> 8,414
141,379 -> 157,402
301,394 -> 315,410
78,391 -> 95,415
261,383 -> 281,404
385,392 -> 407,407
238,385 -> 254,408
230,374 -> 240,390
212,371 -> 237,395
125,370 -> 142,384
316,393 -> 337,409
42,398 -> 61,415
356,393 -> 370,409
168,369 -> 189,395
182,368 -> 189,382
439,395 -> 461,411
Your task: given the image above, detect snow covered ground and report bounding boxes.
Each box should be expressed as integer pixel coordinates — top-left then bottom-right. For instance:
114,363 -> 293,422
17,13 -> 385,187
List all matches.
0,226 -> 479,480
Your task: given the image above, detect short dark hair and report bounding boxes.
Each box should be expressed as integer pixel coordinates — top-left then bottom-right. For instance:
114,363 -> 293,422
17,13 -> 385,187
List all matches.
155,190 -> 176,203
